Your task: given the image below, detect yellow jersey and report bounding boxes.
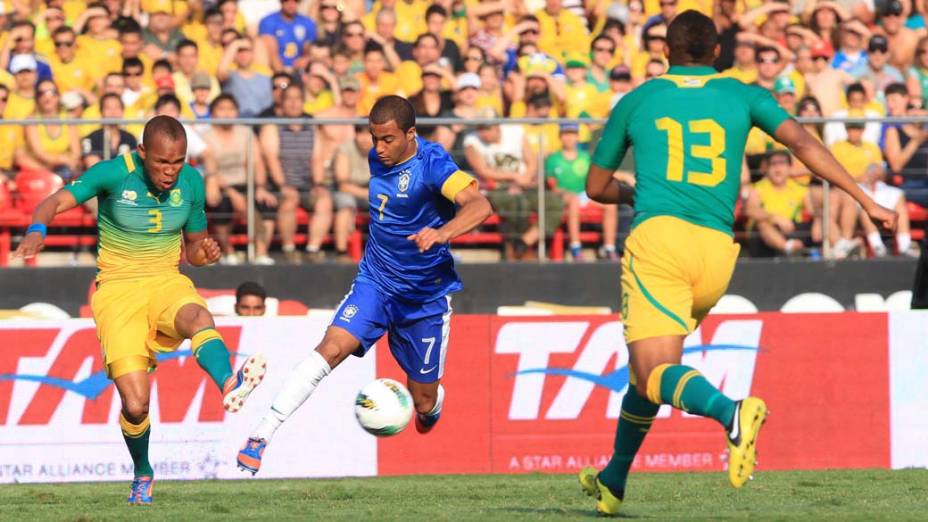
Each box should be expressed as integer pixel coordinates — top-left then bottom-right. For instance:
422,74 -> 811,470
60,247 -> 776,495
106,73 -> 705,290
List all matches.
830,140 -> 883,180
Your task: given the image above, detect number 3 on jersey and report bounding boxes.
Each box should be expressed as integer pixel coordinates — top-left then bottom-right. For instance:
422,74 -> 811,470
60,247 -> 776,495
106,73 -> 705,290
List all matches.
655,117 -> 726,187
147,209 -> 163,233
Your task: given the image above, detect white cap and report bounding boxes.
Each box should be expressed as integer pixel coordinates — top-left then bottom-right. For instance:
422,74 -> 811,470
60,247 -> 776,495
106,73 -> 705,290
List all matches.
456,72 -> 481,91
10,54 -> 38,74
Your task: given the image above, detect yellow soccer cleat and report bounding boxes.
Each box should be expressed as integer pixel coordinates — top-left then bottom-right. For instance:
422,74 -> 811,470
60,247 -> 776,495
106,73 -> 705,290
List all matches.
726,396 -> 768,488
578,467 -> 623,516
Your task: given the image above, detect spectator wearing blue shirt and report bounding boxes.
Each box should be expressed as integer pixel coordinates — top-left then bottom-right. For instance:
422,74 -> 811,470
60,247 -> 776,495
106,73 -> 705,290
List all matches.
3,21 -> 54,83
832,20 -> 869,74
218,37 -> 272,117
258,0 -> 317,72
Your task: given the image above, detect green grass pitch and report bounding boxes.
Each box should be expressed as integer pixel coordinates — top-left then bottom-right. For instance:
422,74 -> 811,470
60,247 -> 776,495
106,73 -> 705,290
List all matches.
1,469 -> 926,521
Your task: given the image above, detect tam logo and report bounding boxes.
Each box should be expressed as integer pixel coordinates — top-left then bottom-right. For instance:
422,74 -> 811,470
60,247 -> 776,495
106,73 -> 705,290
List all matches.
0,325 -> 242,427
495,320 -> 762,421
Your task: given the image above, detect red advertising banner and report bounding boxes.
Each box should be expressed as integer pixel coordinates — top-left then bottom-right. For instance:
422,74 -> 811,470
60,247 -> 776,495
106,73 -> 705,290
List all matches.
378,313 -> 891,475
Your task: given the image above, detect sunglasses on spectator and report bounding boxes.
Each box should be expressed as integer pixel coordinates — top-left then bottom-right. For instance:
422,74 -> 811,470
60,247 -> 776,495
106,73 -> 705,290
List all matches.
125,70 -> 143,77
521,29 -> 539,35
594,45 -> 615,53
321,3 -> 338,9
870,46 -> 888,53
345,31 -> 363,37
38,88 -> 58,97
757,56 -> 779,64
660,1 -> 676,6
646,35 -> 666,42
238,46 -> 253,52
54,40 -> 74,48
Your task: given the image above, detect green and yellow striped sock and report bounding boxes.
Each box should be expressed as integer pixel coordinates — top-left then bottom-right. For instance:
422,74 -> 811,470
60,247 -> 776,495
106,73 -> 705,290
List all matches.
192,328 -> 233,390
120,413 -> 153,478
599,383 -> 659,495
646,364 -> 736,428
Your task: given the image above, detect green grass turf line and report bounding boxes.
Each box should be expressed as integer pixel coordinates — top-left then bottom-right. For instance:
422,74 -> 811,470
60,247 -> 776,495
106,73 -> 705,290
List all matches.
0,469 -> 925,521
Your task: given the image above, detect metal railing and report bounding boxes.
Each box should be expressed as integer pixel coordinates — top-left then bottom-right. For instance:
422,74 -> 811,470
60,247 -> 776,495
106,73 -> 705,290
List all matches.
2,115 -> 926,263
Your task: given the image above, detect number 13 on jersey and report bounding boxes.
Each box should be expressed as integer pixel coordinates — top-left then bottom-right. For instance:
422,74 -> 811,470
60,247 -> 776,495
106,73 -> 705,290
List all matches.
655,117 -> 726,187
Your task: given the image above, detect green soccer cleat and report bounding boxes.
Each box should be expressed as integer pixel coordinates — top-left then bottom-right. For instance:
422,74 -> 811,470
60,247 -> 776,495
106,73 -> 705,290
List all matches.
578,467 -> 623,516
727,396 -> 768,488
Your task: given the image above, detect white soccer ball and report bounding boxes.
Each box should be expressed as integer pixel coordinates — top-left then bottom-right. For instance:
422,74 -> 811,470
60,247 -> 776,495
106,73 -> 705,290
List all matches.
354,378 -> 414,437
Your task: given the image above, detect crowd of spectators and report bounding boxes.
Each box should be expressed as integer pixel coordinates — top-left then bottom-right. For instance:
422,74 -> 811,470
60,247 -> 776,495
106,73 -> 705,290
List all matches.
0,0 -> 926,262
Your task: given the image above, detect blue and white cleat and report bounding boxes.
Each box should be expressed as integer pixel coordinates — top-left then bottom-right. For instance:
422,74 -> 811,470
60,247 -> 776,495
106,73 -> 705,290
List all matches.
237,437 -> 267,475
127,476 -> 153,506
222,353 -> 267,413
415,412 -> 441,434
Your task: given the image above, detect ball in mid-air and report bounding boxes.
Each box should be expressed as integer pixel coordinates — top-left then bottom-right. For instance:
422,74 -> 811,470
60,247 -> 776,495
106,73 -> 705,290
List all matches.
354,378 -> 414,437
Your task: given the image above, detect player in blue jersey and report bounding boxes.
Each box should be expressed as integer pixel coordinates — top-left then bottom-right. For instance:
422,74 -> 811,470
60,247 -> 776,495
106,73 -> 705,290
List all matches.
237,96 -> 492,474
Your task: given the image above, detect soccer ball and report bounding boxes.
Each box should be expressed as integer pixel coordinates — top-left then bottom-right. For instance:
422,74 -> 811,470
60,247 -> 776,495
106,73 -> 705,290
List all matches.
354,378 -> 414,437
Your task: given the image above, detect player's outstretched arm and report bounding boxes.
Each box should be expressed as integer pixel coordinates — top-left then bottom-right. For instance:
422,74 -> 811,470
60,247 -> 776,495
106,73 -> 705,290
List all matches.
408,184 -> 492,253
586,165 -> 636,206
184,231 -> 222,266
13,189 -> 79,259
776,119 -> 898,231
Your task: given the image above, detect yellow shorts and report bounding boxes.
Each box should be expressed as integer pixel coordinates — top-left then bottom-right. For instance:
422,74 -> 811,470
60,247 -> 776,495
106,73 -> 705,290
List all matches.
621,216 -> 740,344
91,273 -> 207,379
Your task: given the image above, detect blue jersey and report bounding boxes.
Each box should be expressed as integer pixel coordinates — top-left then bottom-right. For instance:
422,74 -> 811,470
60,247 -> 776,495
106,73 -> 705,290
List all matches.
357,137 -> 475,303
258,12 -> 317,68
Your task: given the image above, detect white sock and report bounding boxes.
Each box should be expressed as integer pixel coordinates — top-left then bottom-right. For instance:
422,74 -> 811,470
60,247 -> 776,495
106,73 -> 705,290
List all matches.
420,384 -> 445,417
866,231 -> 884,250
898,233 -> 912,253
252,351 -> 331,441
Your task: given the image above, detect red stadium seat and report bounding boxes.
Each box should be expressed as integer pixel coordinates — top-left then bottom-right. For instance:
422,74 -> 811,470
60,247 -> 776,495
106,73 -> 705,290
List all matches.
0,182 -> 12,211
14,170 -> 64,214
907,202 -> 928,223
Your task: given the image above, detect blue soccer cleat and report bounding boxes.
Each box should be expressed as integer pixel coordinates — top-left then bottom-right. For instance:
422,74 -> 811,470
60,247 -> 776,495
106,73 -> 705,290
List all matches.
237,437 -> 267,475
222,353 -> 267,413
127,476 -> 153,506
415,411 -> 441,434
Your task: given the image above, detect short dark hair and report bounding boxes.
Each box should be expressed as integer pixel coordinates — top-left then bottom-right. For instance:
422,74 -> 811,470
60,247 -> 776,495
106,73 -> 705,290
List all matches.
767,150 -> 792,164
117,18 -> 142,36
99,92 -> 124,112
666,10 -> 718,64
414,33 -> 439,48
11,20 -> 36,35
53,26 -> 75,39
755,45 -> 780,61
846,82 -> 866,98
142,114 -> 186,148
152,58 -> 173,73
236,281 -> 267,302
370,95 -> 416,132
364,40 -> 385,56
204,7 -> 222,20
176,38 -> 198,53
425,4 -> 447,19
154,93 -> 181,112
885,82 -> 909,97
122,57 -> 144,73
272,71 -> 293,83
210,92 -> 239,113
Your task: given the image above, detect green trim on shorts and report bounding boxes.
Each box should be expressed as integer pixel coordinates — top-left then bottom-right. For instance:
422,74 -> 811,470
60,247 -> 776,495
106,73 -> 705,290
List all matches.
628,255 -> 689,332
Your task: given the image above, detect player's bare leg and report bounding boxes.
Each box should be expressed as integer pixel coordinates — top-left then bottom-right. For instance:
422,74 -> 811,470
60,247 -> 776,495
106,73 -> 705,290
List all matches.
114,369 -> 154,505
174,303 -> 266,413
238,326 -> 359,474
408,378 -> 445,434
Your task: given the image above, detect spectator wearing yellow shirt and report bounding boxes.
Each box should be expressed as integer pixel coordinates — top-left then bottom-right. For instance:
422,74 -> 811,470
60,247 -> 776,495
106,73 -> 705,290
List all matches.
355,44 -> 400,116
48,27 -> 95,103
118,21 -> 155,88
33,7 -> 67,59
4,55 -> 38,120
563,57 -> 600,142
172,39 -> 220,106
588,35 -> 617,92
74,3 -> 121,81
363,0 -> 428,44
184,8 -> 226,78
745,151 -> 812,256
24,79 -> 82,181
476,62 -> 504,115
0,85 -> 27,178
394,33 -> 445,98
509,54 -> 565,117
523,94 -> 561,157
722,39 -> 759,84
534,0 -> 591,63
630,23 -> 667,81
303,62 -> 338,115
830,119 -> 882,258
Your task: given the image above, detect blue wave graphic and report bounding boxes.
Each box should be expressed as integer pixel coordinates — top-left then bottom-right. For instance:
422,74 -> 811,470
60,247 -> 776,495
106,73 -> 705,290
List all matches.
515,344 -> 757,392
0,350 -> 241,400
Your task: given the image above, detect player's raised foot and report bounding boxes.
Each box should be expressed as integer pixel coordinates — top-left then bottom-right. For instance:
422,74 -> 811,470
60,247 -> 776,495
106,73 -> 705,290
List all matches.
727,396 -> 768,489
127,476 -> 153,506
578,467 -> 623,516
237,437 -> 267,475
222,352 -> 268,413
414,411 -> 441,434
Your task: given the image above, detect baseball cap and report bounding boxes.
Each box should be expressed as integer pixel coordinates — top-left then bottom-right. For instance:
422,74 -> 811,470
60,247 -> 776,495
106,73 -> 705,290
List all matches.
559,123 -> 579,134
191,72 -> 211,90
606,3 -> 628,24
565,54 -> 589,69
518,53 -> 557,78
609,64 -> 631,81
773,75 -> 796,95
868,35 -> 889,53
884,0 -> 904,16
10,54 -> 37,74
455,72 -> 481,91
811,42 -> 832,59
338,75 -> 360,91
155,75 -> 175,90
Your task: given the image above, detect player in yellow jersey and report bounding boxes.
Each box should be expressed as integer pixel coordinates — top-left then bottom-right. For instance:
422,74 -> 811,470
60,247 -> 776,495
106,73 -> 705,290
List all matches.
577,11 -> 898,516
14,116 -> 268,506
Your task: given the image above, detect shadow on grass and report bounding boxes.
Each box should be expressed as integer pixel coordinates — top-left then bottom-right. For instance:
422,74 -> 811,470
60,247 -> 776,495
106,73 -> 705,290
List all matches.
487,506 -> 639,518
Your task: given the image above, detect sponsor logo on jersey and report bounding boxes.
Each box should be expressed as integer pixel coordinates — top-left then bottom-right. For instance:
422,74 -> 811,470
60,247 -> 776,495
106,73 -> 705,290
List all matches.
169,188 -> 183,207
122,190 -> 137,201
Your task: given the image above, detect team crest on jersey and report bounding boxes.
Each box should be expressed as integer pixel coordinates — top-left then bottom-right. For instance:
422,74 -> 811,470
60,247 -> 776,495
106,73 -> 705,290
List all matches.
340,305 -> 359,321
121,190 -> 137,201
169,188 -> 183,207
398,171 -> 411,196
294,25 -> 306,41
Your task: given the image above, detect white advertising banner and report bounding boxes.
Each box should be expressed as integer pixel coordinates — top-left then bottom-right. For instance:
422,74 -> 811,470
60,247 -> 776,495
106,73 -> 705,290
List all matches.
0,318 -> 376,483
888,311 -> 928,469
